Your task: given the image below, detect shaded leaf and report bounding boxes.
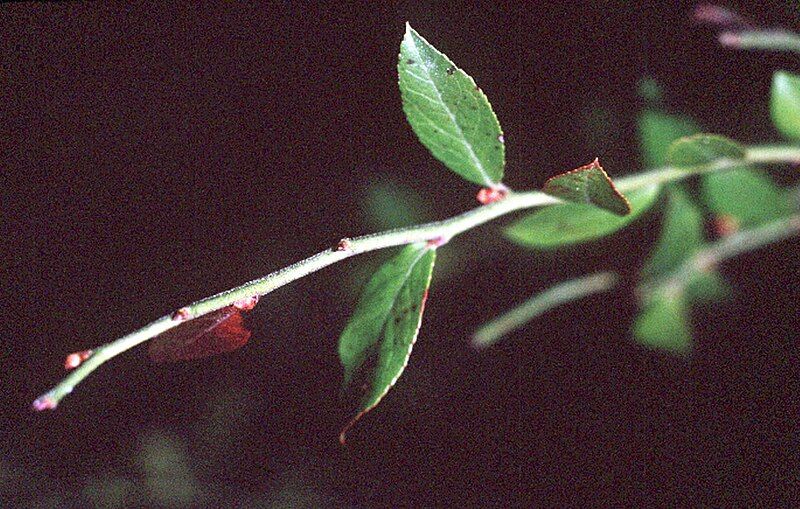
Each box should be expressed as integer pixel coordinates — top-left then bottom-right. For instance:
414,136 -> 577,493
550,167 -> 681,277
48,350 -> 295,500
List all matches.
398,24 -> 504,186
633,294 -> 692,354
771,70 -> 800,140
667,134 -> 746,168
685,270 -> 730,305
363,180 -> 432,231
701,167 -> 792,227
638,110 -> 701,167
542,159 -> 631,216
148,307 -> 252,363
641,186 -> 703,280
338,244 -> 436,442
505,185 -> 660,249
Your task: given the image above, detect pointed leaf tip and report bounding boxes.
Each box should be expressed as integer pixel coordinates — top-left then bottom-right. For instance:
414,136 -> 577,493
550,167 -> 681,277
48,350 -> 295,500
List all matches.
338,244 -> 436,441
506,184 -> 660,249
771,71 -> 800,141
542,158 -> 631,216
398,27 -> 504,186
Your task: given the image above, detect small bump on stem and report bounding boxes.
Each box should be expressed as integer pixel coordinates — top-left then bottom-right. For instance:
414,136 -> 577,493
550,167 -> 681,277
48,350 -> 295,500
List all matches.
233,295 -> 259,311
171,307 -> 191,321
334,238 -> 353,252
476,184 -> 509,205
32,395 -> 58,411
64,350 -> 93,370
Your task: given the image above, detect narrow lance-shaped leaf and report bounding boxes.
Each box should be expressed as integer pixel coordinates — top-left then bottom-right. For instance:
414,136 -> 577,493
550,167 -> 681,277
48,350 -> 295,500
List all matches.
505,185 -> 660,249
770,71 -> 800,141
399,24 -> 505,186
635,186 -> 729,354
542,158 -> 631,216
633,293 -> 692,355
338,244 -> 436,443
641,186 -> 703,280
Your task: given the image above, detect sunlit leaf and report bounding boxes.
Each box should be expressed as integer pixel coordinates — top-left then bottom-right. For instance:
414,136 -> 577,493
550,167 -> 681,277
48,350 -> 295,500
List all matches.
667,134 -> 746,168
641,186 -> 703,280
542,159 -> 631,216
338,244 -> 436,442
701,167 -> 792,227
399,24 -> 504,186
633,293 -> 692,354
504,185 -> 660,249
638,110 -> 701,167
770,70 -> 800,140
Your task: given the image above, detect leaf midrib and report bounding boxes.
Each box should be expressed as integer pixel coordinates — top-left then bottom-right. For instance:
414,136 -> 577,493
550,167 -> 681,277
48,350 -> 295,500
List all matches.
405,34 -> 494,187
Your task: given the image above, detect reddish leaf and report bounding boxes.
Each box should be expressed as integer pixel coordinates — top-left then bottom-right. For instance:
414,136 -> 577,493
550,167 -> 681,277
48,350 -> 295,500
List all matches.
148,306 -> 253,363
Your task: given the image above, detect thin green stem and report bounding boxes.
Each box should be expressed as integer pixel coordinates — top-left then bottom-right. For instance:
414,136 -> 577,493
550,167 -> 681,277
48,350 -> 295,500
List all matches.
33,143 -> 800,409
642,214 -> 800,299
720,30 -> 800,55
472,272 -> 619,348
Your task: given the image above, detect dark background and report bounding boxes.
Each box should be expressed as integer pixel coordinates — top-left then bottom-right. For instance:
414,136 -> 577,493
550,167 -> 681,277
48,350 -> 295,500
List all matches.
2,1 -> 799,507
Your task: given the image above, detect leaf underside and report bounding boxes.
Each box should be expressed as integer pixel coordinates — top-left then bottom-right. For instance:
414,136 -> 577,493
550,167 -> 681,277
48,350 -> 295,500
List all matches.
633,294 -> 692,354
641,186 -> 703,280
505,184 -> 661,249
667,134 -> 746,168
148,307 -> 251,363
542,158 -> 631,216
338,244 -> 436,443
635,185 -> 729,354
399,24 -> 504,186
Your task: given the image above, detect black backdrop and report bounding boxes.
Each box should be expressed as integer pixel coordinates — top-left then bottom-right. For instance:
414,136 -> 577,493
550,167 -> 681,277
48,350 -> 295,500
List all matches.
3,1 -> 799,507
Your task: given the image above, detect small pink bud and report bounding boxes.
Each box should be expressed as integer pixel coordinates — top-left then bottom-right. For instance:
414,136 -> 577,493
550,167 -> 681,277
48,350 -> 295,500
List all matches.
718,32 -> 742,47
476,186 -> 508,205
171,307 -> 191,321
693,4 -> 751,28
334,238 -> 353,252
712,214 -> 740,238
426,236 -> 448,248
64,350 -> 93,370
32,396 -> 58,411
233,295 -> 259,311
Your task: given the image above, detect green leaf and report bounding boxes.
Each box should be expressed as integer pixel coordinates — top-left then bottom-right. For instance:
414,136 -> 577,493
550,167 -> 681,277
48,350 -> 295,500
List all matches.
399,24 -> 504,186
363,180 -> 432,231
701,167 -> 792,227
638,110 -> 701,167
542,159 -> 631,216
770,71 -> 800,140
633,293 -> 692,354
505,185 -> 660,249
338,244 -> 436,442
685,270 -> 730,305
666,134 -> 746,168
641,186 -> 703,280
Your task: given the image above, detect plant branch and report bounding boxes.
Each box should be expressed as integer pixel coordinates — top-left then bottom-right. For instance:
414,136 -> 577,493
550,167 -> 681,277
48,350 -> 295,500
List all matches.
471,271 -> 619,348
642,213 -> 800,299
719,30 -> 800,54
33,143 -> 800,409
